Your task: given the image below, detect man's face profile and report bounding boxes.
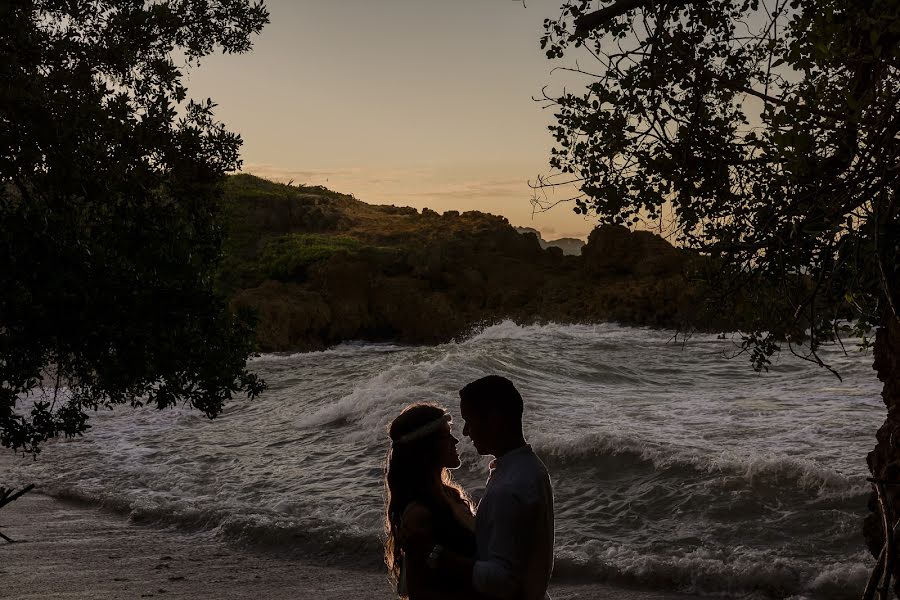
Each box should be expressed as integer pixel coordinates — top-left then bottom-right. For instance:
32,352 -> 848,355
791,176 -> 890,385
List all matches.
460,399 -> 493,456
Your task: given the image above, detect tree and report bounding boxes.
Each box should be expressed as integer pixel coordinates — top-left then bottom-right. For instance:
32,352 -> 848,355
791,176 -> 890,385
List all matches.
0,1 -> 269,454
538,0 -> 900,565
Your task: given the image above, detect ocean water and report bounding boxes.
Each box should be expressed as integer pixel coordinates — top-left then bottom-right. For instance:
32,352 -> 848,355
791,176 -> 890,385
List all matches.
3,322 -> 884,599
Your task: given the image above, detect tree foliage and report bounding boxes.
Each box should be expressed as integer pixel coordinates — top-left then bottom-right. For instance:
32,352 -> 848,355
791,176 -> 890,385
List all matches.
539,0 -> 900,372
1,0 -> 269,454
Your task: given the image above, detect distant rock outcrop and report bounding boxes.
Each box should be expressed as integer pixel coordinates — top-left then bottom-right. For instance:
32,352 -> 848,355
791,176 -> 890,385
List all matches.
515,227 -> 585,256
582,224 -> 686,276
221,175 -> 723,351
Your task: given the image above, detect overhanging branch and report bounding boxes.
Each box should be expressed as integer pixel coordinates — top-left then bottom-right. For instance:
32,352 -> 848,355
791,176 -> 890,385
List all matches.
574,0 -> 693,38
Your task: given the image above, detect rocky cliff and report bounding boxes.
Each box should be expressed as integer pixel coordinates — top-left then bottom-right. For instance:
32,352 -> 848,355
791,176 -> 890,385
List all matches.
220,175 -> 720,352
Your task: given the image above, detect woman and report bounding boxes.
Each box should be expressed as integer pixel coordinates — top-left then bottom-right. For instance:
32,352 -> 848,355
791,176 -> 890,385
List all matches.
384,403 -> 477,599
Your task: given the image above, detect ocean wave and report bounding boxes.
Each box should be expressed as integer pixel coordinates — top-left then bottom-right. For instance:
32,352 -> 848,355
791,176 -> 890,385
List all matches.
291,354 -> 458,431
252,341 -> 407,363
460,320 -> 669,345
530,430 -> 866,498
553,544 -> 870,599
36,483 -> 384,564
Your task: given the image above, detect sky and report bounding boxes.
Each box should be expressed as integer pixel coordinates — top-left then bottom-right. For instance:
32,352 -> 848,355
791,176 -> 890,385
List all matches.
183,0 -> 596,240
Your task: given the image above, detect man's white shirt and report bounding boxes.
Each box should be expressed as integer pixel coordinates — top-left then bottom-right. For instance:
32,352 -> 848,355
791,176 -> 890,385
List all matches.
472,444 -> 554,600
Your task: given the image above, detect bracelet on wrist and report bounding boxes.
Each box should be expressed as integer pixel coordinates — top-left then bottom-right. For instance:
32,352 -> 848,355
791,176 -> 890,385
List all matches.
426,544 -> 444,568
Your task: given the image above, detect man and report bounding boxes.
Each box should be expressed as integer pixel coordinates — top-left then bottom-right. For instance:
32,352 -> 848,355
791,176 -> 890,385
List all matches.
458,375 -> 554,600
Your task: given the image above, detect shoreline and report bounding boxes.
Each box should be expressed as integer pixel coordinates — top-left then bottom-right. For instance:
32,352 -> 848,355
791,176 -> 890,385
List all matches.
0,491 -> 699,599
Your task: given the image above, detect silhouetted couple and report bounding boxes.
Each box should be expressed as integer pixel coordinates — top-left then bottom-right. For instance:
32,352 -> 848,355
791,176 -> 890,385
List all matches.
384,375 -> 554,600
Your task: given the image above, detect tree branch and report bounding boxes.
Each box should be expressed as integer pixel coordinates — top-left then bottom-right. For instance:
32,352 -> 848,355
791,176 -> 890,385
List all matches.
574,0 -> 693,38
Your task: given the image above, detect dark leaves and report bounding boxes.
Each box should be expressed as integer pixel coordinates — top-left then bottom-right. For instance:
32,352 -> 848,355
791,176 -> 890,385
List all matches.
1,1 -> 270,454
540,0 -> 900,371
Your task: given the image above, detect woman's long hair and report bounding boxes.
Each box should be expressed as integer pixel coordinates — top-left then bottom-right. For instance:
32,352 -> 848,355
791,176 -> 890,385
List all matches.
383,403 -> 472,588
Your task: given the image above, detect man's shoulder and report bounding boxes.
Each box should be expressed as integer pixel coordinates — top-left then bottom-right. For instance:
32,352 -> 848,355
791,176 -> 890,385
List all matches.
518,451 -> 553,506
489,456 -> 550,502
526,447 -> 551,473
519,447 -> 552,485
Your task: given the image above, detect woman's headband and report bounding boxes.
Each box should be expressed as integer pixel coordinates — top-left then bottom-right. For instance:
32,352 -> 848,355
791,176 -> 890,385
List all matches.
391,412 -> 451,447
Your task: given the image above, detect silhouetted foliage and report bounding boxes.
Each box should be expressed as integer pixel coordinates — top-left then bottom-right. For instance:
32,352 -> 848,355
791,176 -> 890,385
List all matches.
538,0 -> 900,373
0,0 -> 269,454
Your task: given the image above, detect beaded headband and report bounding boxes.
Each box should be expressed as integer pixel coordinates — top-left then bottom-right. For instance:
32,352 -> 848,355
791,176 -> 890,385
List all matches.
391,412 -> 451,446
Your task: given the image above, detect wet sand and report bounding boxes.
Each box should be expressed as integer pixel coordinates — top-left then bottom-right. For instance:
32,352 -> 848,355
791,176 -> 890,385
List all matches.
0,492 -> 696,599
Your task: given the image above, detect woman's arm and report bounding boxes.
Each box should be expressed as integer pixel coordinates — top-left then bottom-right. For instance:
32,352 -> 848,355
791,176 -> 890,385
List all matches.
430,546 -> 493,599
399,504 -> 481,600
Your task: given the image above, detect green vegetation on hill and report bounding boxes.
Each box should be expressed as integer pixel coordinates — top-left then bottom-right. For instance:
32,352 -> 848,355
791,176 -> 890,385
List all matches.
259,234 -> 364,280
218,174 -> 729,352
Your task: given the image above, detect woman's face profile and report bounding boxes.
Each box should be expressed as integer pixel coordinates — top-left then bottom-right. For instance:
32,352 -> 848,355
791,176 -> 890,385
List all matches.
435,422 -> 461,470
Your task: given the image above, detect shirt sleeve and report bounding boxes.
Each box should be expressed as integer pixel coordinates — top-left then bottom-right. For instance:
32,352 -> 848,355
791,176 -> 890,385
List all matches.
472,487 -> 535,599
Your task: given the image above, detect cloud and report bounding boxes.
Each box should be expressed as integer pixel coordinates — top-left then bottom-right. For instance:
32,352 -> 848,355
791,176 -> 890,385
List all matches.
240,163 -> 439,192
239,163 -> 363,183
396,177 -> 533,202
240,164 -> 537,206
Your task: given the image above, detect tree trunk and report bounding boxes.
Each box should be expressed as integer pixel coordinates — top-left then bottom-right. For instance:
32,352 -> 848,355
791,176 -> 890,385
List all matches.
866,318 -> 900,580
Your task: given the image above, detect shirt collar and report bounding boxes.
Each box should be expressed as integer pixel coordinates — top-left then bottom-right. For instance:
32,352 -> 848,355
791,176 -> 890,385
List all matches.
491,444 -> 532,471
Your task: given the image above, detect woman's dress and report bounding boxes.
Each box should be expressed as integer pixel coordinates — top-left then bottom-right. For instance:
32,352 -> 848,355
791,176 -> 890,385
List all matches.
398,496 -> 476,599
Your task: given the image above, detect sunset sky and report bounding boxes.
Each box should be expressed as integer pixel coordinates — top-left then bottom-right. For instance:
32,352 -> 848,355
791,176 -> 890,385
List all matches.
184,0 -> 596,240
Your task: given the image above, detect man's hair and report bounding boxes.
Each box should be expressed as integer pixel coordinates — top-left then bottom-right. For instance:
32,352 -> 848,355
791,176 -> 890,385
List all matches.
458,375 -> 524,419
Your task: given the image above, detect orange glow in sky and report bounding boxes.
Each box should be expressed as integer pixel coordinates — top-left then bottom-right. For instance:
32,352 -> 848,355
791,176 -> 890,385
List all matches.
183,0 -> 596,240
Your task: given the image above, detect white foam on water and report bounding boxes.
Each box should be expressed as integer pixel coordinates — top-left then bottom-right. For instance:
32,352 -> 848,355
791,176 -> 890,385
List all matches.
530,429 -> 864,498
554,543 -> 870,599
292,349 -> 460,435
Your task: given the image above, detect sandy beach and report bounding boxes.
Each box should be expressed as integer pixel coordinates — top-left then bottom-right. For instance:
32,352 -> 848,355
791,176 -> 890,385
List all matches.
0,491 -> 699,600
